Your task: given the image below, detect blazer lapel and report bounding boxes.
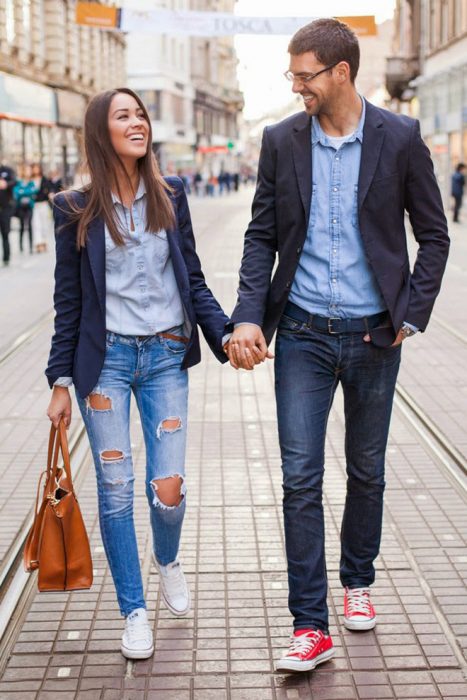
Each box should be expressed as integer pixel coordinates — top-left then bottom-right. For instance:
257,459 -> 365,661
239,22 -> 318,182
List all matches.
358,100 -> 385,209
86,217 -> 106,316
291,113 -> 313,225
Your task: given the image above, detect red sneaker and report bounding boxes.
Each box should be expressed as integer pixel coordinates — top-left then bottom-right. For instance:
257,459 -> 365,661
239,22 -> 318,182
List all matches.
276,629 -> 334,672
343,587 -> 376,630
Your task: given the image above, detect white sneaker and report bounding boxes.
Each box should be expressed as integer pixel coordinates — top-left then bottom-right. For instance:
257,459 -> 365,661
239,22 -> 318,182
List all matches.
155,558 -> 191,617
121,607 -> 154,660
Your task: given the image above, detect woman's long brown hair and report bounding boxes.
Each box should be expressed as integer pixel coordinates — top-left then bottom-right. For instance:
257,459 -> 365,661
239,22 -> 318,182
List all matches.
61,87 -> 175,248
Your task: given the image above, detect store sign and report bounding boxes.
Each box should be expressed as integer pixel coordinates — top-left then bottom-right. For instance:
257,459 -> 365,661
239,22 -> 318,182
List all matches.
0,72 -> 55,124
56,90 -> 87,128
75,3 -> 376,36
75,2 -> 120,28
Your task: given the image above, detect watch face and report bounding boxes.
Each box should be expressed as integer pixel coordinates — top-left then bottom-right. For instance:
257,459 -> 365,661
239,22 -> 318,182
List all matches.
402,325 -> 415,338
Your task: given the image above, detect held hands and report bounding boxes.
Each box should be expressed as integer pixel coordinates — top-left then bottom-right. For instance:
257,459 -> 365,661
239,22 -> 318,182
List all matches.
224,324 -> 274,370
47,386 -> 72,428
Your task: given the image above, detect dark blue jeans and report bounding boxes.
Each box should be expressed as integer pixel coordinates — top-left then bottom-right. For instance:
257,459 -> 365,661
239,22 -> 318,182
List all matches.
275,313 -> 401,632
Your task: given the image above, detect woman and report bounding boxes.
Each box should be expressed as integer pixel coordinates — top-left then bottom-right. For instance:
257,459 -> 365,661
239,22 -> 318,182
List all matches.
13,164 -> 37,253
31,163 -> 52,252
46,88 -> 231,660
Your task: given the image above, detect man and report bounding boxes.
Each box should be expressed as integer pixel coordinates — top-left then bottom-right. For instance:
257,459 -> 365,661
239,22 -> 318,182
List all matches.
227,19 -> 449,672
451,162 -> 465,223
0,162 -> 16,266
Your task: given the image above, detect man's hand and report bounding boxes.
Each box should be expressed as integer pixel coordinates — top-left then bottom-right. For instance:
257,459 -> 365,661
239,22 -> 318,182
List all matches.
226,324 -> 274,370
363,329 -> 403,346
47,386 -> 72,428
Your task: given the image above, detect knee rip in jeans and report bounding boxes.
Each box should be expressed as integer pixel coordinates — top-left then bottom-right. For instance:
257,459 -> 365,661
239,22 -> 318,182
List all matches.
156,416 -> 182,440
86,391 -> 112,413
151,474 -> 186,509
100,450 -> 128,487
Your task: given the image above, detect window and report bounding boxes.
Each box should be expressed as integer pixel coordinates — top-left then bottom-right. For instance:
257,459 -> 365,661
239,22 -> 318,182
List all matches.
137,91 -> 162,121
23,0 -> 32,53
6,0 -> 15,44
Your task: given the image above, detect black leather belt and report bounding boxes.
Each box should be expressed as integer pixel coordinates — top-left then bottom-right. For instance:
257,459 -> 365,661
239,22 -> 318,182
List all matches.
283,301 -> 388,335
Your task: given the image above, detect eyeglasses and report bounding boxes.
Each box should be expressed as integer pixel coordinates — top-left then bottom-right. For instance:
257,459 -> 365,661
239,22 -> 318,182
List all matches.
283,62 -> 340,85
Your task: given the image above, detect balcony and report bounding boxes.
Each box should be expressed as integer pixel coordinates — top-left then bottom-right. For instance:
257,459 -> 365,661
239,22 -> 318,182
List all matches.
385,55 -> 420,100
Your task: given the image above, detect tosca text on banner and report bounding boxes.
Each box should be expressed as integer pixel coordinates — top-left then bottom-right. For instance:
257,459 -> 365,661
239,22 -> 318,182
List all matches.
74,4 -> 377,37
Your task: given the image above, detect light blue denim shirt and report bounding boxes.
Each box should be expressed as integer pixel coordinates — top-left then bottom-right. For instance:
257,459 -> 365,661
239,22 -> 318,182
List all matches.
289,98 -> 386,318
105,179 -> 184,335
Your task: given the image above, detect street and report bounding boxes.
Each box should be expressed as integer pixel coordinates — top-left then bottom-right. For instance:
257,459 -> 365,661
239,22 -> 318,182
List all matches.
0,187 -> 466,699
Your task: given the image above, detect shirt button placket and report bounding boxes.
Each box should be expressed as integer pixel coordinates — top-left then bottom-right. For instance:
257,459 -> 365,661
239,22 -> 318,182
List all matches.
330,148 -> 341,309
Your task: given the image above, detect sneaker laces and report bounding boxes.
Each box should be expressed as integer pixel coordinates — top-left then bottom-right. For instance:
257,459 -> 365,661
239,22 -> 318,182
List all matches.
346,587 -> 371,615
288,630 -> 322,657
125,612 -> 151,643
162,563 -> 187,596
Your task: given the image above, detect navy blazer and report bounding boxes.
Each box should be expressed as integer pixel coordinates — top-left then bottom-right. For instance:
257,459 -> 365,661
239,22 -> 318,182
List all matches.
231,100 -> 450,346
46,176 -> 230,398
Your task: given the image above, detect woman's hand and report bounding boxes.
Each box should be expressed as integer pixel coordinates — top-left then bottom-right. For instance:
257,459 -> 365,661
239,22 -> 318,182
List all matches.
47,386 -> 72,428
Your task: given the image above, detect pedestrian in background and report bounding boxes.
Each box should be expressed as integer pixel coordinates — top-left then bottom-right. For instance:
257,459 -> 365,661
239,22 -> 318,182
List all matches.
31,163 -> 52,253
45,87 -> 231,661
13,164 -> 37,254
47,168 -> 63,201
0,161 -> 16,266
451,162 -> 465,223
227,18 -> 449,673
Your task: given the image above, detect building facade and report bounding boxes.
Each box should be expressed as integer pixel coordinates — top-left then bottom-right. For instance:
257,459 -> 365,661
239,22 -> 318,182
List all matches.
0,0 -> 126,180
127,0 -> 243,177
190,0 -> 243,177
387,0 -> 467,198
125,0 -> 196,174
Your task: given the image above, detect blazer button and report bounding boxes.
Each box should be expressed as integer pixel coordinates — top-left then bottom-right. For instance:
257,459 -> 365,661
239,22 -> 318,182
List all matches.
286,281 -> 291,289
296,246 -> 302,254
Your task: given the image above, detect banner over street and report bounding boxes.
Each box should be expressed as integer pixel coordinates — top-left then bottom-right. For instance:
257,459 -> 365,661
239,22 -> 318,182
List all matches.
75,3 -> 377,36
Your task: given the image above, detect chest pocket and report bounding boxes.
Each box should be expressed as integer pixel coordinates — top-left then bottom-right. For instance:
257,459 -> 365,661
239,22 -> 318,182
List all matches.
105,237 -> 126,272
151,230 -> 170,264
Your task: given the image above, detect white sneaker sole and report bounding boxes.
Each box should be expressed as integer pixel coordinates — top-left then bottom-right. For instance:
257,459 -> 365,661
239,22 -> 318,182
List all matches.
120,642 -> 154,660
275,646 -> 335,672
344,615 -> 376,631
160,588 -> 191,617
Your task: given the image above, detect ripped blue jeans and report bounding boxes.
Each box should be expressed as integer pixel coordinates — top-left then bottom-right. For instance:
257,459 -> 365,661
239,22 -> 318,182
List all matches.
76,330 -> 188,616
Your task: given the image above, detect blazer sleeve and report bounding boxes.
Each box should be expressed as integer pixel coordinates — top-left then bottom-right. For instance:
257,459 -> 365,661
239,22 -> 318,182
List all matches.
174,181 -> 232,359
45,194 -> 82,387
404,120 -> 450,330
231,127 -> 278,326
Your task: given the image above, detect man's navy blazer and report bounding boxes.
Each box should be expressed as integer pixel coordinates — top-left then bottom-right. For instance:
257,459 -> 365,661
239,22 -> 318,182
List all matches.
231,100 -> 450,346
46,176 -> 230,398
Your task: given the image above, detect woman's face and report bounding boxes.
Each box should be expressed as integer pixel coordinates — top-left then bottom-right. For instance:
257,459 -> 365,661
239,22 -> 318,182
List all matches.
108,93 -> 149,165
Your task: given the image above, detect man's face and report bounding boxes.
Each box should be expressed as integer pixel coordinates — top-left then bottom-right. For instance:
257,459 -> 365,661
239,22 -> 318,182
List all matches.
288,51 -> 338,116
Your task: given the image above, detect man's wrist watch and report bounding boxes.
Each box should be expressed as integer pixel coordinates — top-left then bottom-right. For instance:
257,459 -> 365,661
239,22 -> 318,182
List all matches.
400,323 -> 417,339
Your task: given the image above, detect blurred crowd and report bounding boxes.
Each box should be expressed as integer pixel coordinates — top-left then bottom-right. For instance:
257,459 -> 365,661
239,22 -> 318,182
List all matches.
0,161 -> 258,268
0,161 -> 63,266
177,167 -> 256,197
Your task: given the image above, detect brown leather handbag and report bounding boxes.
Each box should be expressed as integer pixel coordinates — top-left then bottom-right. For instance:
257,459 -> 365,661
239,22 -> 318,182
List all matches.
23,421 -> 93,591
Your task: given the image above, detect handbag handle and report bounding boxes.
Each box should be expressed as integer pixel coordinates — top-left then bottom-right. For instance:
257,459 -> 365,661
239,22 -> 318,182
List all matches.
46,421 -> 74,497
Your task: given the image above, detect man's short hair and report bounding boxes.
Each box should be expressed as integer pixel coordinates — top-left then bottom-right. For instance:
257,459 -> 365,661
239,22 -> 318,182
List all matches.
288,18 -> 360,83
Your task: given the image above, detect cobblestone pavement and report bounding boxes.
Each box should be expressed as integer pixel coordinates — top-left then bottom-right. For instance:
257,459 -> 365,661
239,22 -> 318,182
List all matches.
0,189 -> 466,699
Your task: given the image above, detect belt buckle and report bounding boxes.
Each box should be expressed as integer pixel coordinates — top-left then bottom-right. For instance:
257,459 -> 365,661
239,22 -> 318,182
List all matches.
327,317 -> 341,334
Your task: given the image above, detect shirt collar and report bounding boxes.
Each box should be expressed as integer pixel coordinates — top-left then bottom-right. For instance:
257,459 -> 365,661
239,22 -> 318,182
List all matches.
111,178 -> 146,205
312,96 -> 365,147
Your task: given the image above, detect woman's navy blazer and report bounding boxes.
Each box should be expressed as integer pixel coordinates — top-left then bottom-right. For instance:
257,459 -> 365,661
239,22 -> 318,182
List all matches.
46,176 -> 231,398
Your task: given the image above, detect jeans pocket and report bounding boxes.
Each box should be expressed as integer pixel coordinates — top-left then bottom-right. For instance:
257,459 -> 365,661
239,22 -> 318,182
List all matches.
278,314 -> 304,334
105,332 -> 116,349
